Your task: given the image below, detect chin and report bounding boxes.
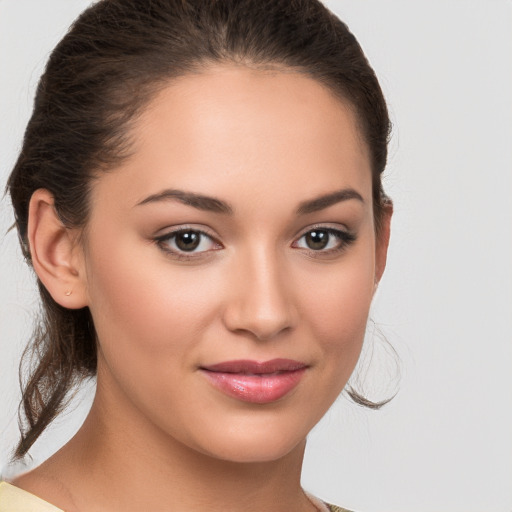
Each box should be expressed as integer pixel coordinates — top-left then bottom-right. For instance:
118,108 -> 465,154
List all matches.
204,437 -> 305,464
184,413 -> 311,464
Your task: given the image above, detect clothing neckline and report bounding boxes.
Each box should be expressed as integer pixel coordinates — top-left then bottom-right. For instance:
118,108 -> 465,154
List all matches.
1,481 -> 337,512
0,481 -> 64,511
304,491 -> 333,511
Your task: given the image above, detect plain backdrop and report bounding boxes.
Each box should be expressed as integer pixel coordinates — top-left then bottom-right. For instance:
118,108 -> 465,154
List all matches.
1,1 -> 511,511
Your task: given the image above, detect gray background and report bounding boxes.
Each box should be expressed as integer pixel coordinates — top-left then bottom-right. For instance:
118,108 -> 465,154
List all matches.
1,1 -> 511,511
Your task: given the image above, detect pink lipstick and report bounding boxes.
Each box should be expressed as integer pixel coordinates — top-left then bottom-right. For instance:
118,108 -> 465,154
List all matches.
200,359 -> 307,404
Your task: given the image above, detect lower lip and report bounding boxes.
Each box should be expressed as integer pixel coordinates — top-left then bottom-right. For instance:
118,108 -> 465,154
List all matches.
200,368 -> 306,404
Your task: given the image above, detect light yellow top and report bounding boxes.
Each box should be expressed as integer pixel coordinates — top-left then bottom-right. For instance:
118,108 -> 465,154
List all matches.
0,482 -> 64,512
0,481 -> 350,512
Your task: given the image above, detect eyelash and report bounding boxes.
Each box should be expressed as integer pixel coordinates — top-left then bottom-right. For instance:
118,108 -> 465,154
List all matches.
292,226 -> 357,257
154,225 -> 356,260
154,227 -> 221,260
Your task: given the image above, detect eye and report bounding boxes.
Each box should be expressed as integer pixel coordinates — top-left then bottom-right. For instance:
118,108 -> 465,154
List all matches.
293,227 -> 356,253
155,228 -> 221,256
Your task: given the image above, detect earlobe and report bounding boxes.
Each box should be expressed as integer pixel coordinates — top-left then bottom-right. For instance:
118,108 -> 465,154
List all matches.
27,189 -> 88,309
374,200 -> 393,288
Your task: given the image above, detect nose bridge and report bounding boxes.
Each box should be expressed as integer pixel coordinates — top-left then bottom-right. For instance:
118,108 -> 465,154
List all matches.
223,242 -> 296,340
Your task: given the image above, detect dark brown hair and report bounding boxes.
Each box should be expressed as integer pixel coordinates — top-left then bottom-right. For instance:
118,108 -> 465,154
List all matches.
7,0 -> 391,459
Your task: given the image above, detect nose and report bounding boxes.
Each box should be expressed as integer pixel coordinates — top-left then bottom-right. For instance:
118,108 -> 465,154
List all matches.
222,248 -> 298,341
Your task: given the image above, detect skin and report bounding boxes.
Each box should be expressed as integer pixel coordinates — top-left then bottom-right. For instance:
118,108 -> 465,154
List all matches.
16,65 -> 391,512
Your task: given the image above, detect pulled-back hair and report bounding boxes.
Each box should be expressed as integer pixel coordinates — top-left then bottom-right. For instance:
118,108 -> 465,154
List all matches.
7,0 -> 391,459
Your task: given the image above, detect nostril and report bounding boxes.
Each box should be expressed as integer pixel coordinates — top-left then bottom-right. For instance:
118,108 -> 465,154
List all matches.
222,297 -> 297,341
221,257 -> 298,339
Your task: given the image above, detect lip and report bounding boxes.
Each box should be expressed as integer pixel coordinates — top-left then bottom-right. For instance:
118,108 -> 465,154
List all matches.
200,359 -> 307,404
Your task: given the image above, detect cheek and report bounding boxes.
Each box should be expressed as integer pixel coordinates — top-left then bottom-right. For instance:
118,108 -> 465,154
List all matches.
83,233 -> 222,366
83,239 -> 225,436
300,243 -> 376,373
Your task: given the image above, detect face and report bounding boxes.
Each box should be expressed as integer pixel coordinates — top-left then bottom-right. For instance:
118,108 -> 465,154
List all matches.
79,65 -> 389,463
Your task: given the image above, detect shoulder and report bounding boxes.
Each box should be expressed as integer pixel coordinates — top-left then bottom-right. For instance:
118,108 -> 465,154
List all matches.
0,481 -> 64,512
4,457 -> 82,512
2,461 -> 79,512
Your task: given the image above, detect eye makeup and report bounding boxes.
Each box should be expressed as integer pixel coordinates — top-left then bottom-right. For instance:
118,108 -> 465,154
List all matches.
153,223 -> 357,262
292,225 -> 357,258
154,226 -> 222,260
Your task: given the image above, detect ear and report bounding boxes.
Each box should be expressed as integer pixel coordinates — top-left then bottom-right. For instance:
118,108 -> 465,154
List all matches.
374,200 -> 393,289
27,189 -> 88,309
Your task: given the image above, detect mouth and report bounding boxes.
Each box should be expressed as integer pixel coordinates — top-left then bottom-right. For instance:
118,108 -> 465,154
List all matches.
199,359 -> 308,404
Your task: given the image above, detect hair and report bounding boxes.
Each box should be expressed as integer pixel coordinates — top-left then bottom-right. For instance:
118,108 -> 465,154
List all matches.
6,0 -> 392,459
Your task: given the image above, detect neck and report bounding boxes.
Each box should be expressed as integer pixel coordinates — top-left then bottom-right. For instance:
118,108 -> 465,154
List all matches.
38,381 -> 314,512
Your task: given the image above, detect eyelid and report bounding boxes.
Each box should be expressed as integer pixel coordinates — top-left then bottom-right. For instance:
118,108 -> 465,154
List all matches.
293,222 -> 351,240
154,224 -> 219,240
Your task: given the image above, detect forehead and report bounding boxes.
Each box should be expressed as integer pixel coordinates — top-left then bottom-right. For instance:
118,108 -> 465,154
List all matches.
90,65 -> 372,215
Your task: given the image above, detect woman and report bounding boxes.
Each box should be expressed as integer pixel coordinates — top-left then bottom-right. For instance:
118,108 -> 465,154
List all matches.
0,0 -> 392,510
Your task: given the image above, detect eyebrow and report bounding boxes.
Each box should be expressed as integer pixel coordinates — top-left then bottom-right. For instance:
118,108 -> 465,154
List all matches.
136,187 -> 364,216
136,189 -> 233,214
296,188 -> 364,215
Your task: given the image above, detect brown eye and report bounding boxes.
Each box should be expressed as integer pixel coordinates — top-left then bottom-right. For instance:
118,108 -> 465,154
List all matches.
156,228 -> 220,256
304,230 -> 329,250
294,227 -> 356,254
175,231 -> 201,251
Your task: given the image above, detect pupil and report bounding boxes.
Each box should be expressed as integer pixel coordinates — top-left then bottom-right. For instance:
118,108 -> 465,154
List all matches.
176,231 -> 200,251
306,230 -> 329,250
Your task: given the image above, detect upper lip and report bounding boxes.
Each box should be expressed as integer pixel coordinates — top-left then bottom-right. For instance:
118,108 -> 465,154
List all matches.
200,358 -> 307,374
